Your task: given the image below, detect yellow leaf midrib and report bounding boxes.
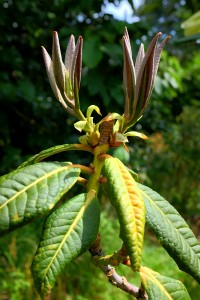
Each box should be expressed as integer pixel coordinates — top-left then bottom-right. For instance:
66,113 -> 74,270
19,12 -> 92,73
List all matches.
140,266 -> 173,300
43,190 -> 95,282
116,158 -> 145,227
112,158 -> 142,268
0,165 -> 73,209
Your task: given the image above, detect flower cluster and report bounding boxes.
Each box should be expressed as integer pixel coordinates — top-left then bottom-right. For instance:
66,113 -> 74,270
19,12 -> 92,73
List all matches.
121,28 -> 170,132
42,32 -> 85,120
42,28 -> 170,145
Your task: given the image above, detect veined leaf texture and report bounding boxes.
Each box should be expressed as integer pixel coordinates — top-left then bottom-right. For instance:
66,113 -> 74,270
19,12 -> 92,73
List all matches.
103,157 -> 145,271
0,162 -> 80,232
31,191 -> 100,298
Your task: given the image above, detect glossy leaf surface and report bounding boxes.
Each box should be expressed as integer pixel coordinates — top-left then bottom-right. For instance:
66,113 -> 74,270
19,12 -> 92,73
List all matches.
140,266 -> 191,300
0,162 -> 80,233
139,183 -> 200,283
31,191 -> 100,298
103,157 -> 145,271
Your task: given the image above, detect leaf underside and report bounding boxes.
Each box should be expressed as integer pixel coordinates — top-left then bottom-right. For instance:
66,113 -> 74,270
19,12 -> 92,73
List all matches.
19,143 -> 93,168
103,157 -> 145,271
139,183 -> 200,284
140,266 -> 191,300
0,162 -> 80,233
31,191 -> 100,298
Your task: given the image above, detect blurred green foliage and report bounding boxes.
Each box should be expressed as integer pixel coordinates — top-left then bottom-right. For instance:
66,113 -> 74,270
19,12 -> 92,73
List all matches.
181,11 -> 200,36
1,0 -> 200,298
143,103 -> 200,216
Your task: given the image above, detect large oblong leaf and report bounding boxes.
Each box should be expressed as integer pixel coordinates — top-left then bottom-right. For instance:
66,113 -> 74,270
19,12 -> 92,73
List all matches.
19,143 -> 93,168
31,191 -> 100,299
139,183 -> 200,284
103,157 -> 145,271
140,266 -> 191,300
0,162 -> 80,233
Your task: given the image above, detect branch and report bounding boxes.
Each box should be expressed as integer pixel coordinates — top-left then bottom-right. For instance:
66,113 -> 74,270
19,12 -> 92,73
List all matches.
92,243 -> 131,267
89,234 -> 148,300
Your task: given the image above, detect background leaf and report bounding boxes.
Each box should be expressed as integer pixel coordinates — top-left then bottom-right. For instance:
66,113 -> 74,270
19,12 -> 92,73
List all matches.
31,191 -> 100,298
0,162 -> 80,233
139,183 -> 200,283
140,266 -> 191,300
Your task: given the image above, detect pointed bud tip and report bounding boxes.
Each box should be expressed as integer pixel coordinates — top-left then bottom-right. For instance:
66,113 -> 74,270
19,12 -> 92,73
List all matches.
123,27 -> 129,38
69,34 -> 75,40
157,32 -> 162,37
157,33 -> 171,42
41,46 -> 46,57
53,31 -> 59,40
41,46 -> 47,55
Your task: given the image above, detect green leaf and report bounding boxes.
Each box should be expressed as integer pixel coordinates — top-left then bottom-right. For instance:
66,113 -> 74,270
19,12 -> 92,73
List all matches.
18,144 -> 93,168
0,162 -> 80,233
113,146 -> 130,164
124,131 -> 148,140
114,132 -> 128,143
140,266 -> 191,300
127,167 -> 138,181
31,191 -> 100,298
106,112 -> 123,121
139,183 -> 200,283
86,105 -> 101,121
103,157 -> 145,271
74,120 -> 88,132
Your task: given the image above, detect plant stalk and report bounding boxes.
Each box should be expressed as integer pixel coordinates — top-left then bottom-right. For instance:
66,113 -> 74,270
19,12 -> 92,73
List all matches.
86,144 -> 109,193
